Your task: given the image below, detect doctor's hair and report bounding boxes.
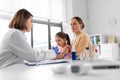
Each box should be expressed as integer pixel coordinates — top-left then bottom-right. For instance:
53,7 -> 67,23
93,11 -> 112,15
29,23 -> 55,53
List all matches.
72,16 -> 85,29
9,8 -> 33,30
56,32 -> 71,45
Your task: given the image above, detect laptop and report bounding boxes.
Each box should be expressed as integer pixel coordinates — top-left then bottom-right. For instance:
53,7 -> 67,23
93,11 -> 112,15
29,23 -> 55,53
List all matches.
88,59 -> 120,69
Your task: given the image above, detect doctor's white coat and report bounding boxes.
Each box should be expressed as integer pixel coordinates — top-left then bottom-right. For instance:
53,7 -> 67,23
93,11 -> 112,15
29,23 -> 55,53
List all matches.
0,28 -> 56,68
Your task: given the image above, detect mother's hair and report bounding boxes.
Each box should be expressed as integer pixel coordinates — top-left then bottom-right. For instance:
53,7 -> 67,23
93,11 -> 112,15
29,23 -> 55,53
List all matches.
72,16 -> 85,29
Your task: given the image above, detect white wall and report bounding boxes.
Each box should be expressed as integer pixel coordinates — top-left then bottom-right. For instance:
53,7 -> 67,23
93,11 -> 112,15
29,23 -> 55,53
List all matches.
87,0 -> 120,43
72,0 -> 88,33
66,0 -> 120,43
65,0 -> 73,23
63,0 -> 73,40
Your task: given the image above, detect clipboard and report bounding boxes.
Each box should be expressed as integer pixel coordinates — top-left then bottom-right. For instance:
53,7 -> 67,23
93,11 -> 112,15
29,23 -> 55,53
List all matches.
24,59 -> 68,66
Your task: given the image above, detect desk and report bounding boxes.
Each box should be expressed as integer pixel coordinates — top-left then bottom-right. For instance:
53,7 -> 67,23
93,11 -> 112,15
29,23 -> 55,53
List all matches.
0,63 -> 120,80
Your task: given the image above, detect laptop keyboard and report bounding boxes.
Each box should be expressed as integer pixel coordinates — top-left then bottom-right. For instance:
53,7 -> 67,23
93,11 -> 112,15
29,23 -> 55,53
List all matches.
89,59 -> 120,69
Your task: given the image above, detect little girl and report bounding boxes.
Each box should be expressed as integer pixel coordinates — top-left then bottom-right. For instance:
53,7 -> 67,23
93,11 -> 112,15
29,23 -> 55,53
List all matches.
53,32 -> 72,59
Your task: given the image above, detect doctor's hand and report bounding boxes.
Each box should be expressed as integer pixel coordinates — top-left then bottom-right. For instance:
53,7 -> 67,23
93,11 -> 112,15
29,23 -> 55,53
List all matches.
55,47 -> 70,59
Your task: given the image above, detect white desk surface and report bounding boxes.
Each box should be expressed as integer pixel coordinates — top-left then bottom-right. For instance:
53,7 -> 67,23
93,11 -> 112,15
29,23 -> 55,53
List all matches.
0,63 -> 120,80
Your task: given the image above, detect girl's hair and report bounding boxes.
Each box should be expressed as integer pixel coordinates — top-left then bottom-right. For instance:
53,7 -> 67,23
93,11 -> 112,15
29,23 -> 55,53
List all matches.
9,8 -> 33,30
72,16 -> 85,29
56,32 -> 71,45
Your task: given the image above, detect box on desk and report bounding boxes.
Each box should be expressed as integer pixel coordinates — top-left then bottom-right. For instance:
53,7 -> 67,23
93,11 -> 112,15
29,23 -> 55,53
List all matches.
99,43 -> 120,61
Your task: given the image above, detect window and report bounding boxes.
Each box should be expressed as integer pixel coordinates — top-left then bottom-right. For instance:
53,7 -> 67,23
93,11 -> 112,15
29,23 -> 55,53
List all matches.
32,23 -> 48,50
30,18 -> 62,50
0,13 -> 62,50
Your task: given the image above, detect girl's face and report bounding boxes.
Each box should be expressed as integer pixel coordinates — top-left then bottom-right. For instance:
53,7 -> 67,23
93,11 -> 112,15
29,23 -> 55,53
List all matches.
55,36 -> 66,48
71,18 -> 82,33
25,16 -> 33,32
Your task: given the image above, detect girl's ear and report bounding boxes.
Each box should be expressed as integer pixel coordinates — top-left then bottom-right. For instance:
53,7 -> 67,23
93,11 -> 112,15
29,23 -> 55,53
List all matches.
66,41 -> 67,44
65,39 -> 67,44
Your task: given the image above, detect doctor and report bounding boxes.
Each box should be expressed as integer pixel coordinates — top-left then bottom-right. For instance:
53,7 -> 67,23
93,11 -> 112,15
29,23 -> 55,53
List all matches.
0,9 -> 56,68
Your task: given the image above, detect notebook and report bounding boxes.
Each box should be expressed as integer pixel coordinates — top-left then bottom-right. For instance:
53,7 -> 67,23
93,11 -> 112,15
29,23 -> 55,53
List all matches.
24,59 -> 68,66
89,59 -> 120,69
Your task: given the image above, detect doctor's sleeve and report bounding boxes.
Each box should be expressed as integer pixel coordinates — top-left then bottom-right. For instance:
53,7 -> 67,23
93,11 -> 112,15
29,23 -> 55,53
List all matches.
10,31 -> 56,62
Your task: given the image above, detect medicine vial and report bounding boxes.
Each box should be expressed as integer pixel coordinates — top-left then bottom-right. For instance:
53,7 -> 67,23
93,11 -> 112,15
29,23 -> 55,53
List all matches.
72,45 -> 76,60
